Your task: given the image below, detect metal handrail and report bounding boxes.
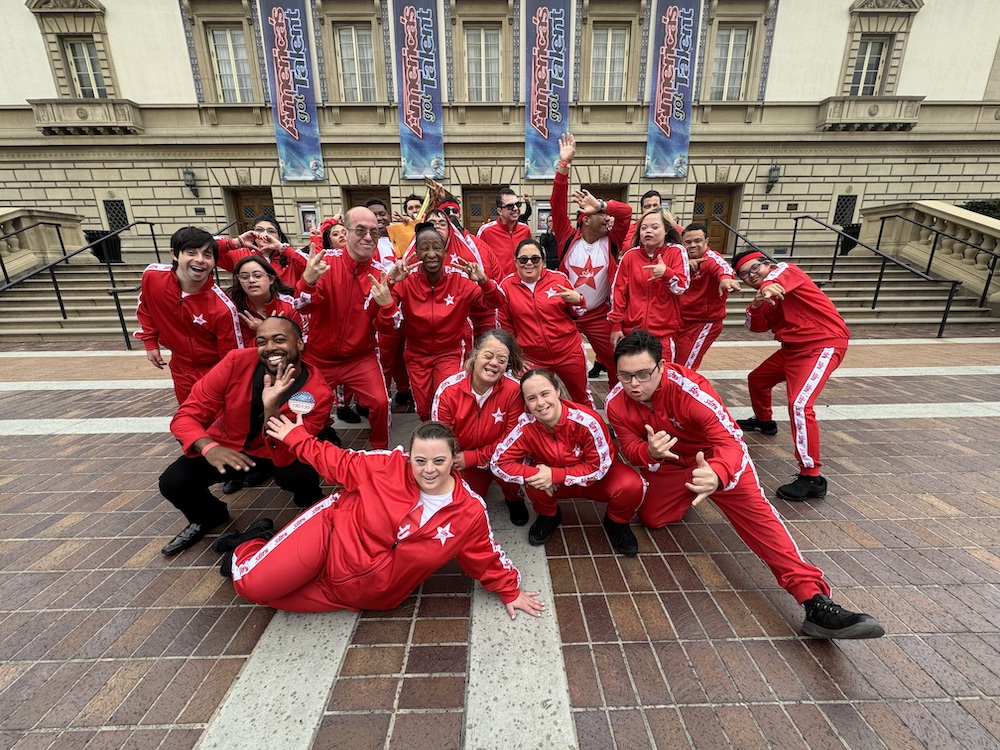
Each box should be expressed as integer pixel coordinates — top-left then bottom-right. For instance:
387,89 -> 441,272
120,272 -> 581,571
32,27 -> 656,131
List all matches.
704,215 -> 764,255
0,221 -> 67,284
108,283 -> 142,350
0,221 -> 159,322
790,214 -> 961,338
876,213 -> 1000,308
214,218 -> 242,236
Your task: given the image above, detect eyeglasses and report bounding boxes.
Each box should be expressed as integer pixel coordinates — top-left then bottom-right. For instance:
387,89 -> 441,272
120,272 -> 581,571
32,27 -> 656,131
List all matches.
516,255 -> 543,265
253,226 -> 280,236
443,207 -> 461,216
500,202 -> 523,211
430,220 -> 450,229
348,226 -> 381,240
617,363 -> 661,384
737,260 -> 768,281
237,271 -> 268,281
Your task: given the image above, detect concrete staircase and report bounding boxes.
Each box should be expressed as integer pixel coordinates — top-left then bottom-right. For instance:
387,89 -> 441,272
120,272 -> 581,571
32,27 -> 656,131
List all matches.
0,254 -> 993,345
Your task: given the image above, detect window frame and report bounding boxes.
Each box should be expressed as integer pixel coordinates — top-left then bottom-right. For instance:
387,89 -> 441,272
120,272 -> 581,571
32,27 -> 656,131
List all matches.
28,0 -> 119,100
699,1 -> 768,104
589,24 -> 630,102
848,34 -> 891,96
207,25 -> 255,104
463,22 -> 502,103
62,37 -> 109,99
839,0 -> 922,98
187,4 -> 265,106
332,22 -> 379,103
709,23 -> 753,102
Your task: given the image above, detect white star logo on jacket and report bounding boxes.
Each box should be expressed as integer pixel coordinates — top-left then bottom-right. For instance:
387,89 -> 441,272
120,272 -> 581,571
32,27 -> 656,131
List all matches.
192,314 -> 206,326
545,288 -> 558,298
444,294 -> 456,306
434,523 -> 455,546
491,408 -> 504,423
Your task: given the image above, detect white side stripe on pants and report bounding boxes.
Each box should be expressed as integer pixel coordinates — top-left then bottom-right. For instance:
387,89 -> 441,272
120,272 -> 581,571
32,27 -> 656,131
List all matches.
792,347 -> 835,470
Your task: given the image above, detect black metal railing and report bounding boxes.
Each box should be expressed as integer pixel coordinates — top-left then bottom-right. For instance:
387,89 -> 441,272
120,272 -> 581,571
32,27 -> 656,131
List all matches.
876,213 -> 1000,308
0,221 -> 68,285
0,221 -> 159,324
107,283 -> 142,350
790,215 -> 961,338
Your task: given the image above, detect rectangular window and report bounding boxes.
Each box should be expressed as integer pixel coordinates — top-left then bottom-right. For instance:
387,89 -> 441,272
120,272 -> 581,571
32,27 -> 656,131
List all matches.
849,35 -> 889,96
210,26 -> 253,103
590,25 -> 628,101
465,25 -> 500,102
709,24 -> 752,101
64,38 -> 107,98
335,24 -> 377,102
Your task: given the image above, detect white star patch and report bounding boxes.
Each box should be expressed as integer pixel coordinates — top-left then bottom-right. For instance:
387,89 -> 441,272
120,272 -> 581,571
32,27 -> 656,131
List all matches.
433,523 -> 455,546
449,252 -> 461,265
572,444 -> 582,457
444,294 -> 456,306
545,288 -> 559,298
192,314 -> 206,326
491,407 -> 504,423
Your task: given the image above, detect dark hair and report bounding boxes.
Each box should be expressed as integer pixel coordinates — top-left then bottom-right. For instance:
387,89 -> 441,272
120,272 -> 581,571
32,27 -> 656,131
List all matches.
364,198 -> 388,212
410,421 -> 459,455
250,214 -> 289,244
495,188 -> 518,207
257,314 -> 303,341
227,255 -> 294,311
732,248 -> 774,269
515,238 -> 543,257
520,368 -> 569,399
403,193 -> 423,210
614,329 -> 663,364
322,220 -> 344,249
635,208 -> 682,247
414,224 -> 446,249
640,190 -> 661,206
683,222 -> 708,236
170,227 -> 218,263
465,328 -> 526,376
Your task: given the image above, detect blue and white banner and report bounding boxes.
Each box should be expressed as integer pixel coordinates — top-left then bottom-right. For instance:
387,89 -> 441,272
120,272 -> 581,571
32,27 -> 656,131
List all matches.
644,0 -> 699,178
259,0 -> 324,181
524,0 -> 570,180
393,0 -> 445,179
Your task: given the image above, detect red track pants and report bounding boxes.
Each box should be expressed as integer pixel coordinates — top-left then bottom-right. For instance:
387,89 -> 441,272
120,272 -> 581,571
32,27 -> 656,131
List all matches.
304,351 -> 391,448
674,320 -> 724,371
523,459 -> 645,524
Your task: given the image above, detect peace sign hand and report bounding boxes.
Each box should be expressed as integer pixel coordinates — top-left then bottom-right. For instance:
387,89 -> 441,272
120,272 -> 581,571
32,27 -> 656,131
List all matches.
454,257 -> 486,283
367,272 -> 393,306
555,284 -> 583,305
387,257 -> 421,283
303,244 -> 329,285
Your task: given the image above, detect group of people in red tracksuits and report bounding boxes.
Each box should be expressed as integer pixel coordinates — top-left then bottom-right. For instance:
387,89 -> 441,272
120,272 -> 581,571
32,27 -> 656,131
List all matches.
135,134 -> 884,638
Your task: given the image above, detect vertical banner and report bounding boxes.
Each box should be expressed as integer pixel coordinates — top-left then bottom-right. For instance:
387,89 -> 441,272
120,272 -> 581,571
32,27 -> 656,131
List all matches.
524,0 -> 570,180
644,0 -> 700,178
393,0 -> 445,179
259,0 -> 324,181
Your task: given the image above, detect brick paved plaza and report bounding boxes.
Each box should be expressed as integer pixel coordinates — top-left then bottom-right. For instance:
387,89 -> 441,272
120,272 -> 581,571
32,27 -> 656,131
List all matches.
2,327 -> 999,749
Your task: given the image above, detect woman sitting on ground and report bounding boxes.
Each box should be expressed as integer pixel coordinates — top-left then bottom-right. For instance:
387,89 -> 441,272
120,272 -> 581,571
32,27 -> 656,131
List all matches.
221,419 -> 544,619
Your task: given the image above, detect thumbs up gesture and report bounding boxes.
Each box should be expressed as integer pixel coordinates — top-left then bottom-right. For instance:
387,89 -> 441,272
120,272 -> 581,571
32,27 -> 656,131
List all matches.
684,451 -> 719,506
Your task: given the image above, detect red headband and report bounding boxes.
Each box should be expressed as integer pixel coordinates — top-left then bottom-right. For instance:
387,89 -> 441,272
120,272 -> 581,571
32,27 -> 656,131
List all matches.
320,217 -> 342,233
736,251 -> 767,268
439,200 -> 461,212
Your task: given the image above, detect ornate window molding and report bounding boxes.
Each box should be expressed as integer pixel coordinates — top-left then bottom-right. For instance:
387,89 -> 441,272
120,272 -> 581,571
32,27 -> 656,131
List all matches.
697,0 -> 769,103
181,0 -> 267,105
839,0 -> 923,96
27,0 -> 119,99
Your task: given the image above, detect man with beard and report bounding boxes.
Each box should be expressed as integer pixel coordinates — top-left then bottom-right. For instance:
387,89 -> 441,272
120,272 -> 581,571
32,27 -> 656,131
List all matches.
157,316 -> 333,556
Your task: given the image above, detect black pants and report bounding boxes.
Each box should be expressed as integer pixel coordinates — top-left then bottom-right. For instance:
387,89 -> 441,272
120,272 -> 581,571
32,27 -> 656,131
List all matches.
158,454 -> 324,525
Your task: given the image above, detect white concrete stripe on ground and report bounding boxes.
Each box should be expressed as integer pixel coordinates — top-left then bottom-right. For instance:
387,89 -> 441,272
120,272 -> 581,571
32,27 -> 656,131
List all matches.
4,402 -> 1000,437
194,610 -> 359,750
4,365 -> 1000,392
466,522 -> 576,750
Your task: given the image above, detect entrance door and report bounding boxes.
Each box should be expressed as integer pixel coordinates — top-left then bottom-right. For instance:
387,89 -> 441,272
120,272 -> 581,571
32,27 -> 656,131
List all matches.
691,185 -> 737,254
233,190 -> 275,233
462,187 -> 506,235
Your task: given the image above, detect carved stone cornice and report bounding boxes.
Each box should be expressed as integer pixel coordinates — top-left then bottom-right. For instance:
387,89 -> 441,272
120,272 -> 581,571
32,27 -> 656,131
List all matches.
850,0 -> 922,12
26,0 -> 105,13
818,96 -> 923,132
28,99 -> 143,135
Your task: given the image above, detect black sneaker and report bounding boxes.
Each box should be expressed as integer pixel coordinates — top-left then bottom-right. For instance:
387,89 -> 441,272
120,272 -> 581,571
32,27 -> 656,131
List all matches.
394,391 -> 414,407
217,519 -> 277,578
802,594 -> 885,639
317,425 -> 343,447
337,406 -> 362,424
528,507 -> 562,546
777,474 -> 828,501
354,403 -> 370,419
588,361 -> 607,378
222,479 -> 243,495
736,416 -> 778,436
507,500 -> 529,526
602,514 -> 639,557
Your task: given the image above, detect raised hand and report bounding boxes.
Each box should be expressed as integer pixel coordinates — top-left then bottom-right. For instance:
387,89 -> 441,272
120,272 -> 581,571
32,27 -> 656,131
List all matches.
387,257 -> 421,283
684,451 -> 719,506
262,361 -> 300,412
454,257 -> 486,283
303,244 -> 330,285
720,278 -> 741,295
571,188 -> 601,215
367,272 -> 393,306
759,283 -> 785,304
558,132 -> 576,164
265,413 -> 303,442
238,311 -> 262,332
555,284 -> 583,305
644,424 -> 679,461
236,229 -> 260,250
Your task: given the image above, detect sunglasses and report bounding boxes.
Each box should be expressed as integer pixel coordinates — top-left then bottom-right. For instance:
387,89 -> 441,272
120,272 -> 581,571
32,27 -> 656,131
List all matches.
516,255 -> 543,265
348,227 -> 381,240
501,202 -> 523,211
443,207 -> 461,215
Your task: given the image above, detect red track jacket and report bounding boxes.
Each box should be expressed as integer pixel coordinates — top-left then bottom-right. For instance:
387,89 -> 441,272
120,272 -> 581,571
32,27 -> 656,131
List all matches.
235,293 -> 309,343
497,268 -> 587,366
217,237 -> 308,288
608,244 -> 691,337
745,262 -> 850,350
491,400 -> 616,487
431,371 -> 525,470
293,249 -> 382,361
276,432 -> 522,608
680,248 -> 735,323
477,219 -> 531,279
604,364 -> 751,490
170,348 -> 333,466
134,264 -> 245,363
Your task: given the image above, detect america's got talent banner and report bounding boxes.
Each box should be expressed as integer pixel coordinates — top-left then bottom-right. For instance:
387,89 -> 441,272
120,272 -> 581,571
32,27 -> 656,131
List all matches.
393,0 -> 445,179
258,0 -> 324,181
524,0 -> 570,180
644,0 -> 699,178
